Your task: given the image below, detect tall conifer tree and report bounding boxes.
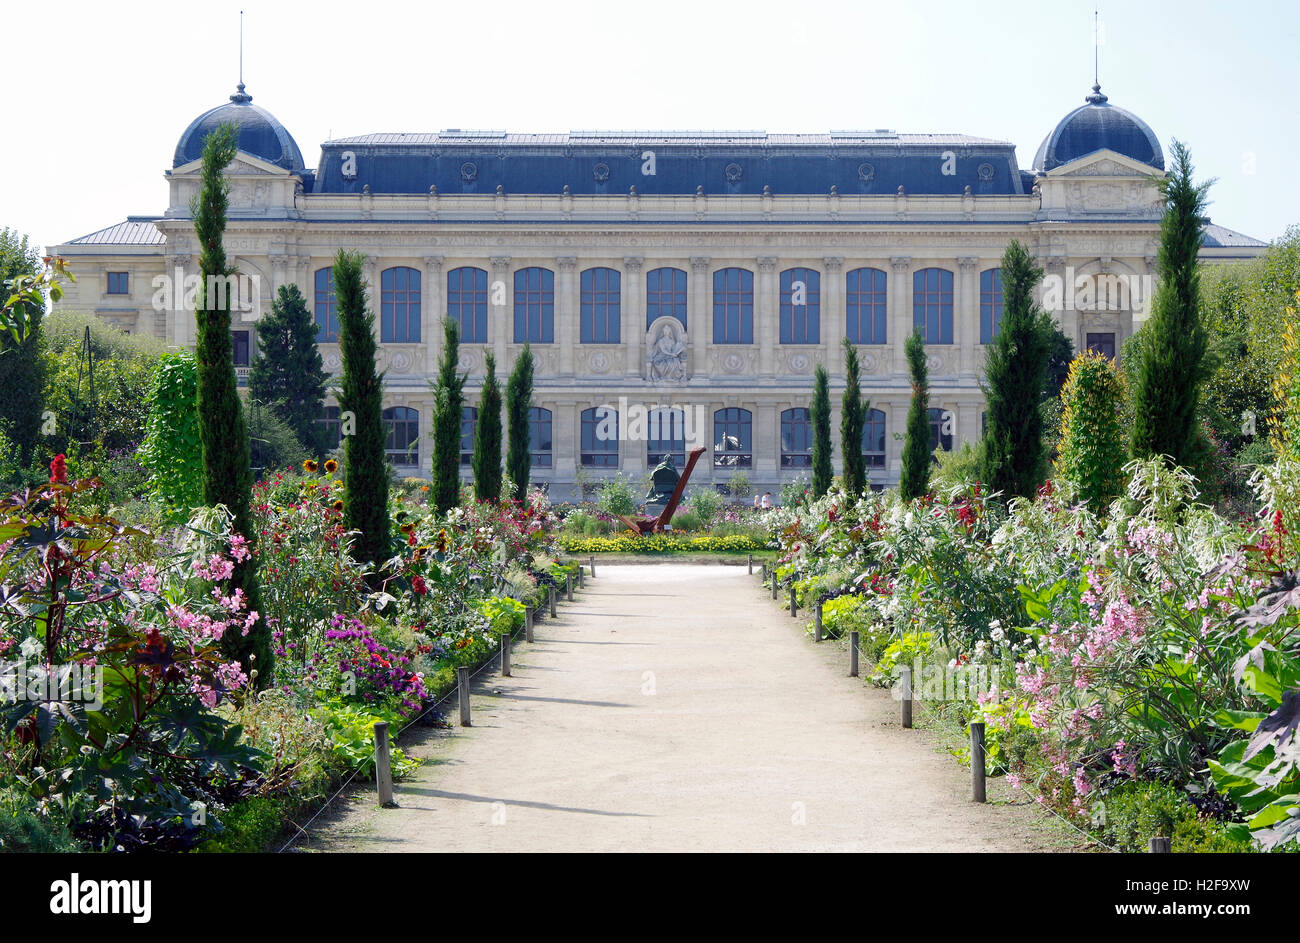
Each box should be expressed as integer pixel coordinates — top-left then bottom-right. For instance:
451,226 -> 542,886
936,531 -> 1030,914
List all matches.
505,344 -> 535,501
473,350 -> 503,502
810,364 -> 833,497
249,283 -> 329,456
839,339 -> 867,495
900,330 -> 932,501
191,124 -> 269,677
430,318 -> 467,514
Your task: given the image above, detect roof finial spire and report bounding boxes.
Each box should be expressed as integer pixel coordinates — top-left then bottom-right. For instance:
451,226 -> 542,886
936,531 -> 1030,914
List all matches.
230,10 -> 252,103
1087,9 -> 1108,103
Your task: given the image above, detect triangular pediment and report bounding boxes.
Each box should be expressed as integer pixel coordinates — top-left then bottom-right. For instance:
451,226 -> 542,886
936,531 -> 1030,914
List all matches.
169,151 -> 295,177
1042,149 -> 1165,179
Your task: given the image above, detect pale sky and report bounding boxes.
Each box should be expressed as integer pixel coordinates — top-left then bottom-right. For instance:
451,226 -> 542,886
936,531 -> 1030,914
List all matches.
6,0 -> 1296,254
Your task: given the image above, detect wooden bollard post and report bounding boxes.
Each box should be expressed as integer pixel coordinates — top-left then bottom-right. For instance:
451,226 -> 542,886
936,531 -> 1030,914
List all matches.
549,585 -> 557,618
1149,837 -> 1170,853
373,721 -> 395,807
457,666 -> 471,727
747,553 -> 753,575
900,666 -> 913,729
566,572 -> 573,602
849,630 -> 859,677
789,585 -> 798,618
970,722 -> 987,802
501,632 -> 512,677
589,555 -> 596,578
770,575 -> 778,600
578,564 -> 585,588
814,602 -> 823,641
525,606 -> 534,643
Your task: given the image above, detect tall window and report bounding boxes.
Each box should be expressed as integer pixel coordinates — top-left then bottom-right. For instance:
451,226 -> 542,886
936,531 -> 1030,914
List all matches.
580,267 -> 621,343
514,267 -> 554,343
447,267 -> 488,344
231,330 -> 251,368
980,268 -> 1003,343
846,267 -> 887,345
928,407 -> 953,453
382,406 -> 419,466
318,405 -> 342,451
107,272 -> 129,294
713,408 -> 752,468
529,407 -> 553,467
913,268 -> 954,344
647,407 -> 686,468
381,266 -> 421,343
580,406 -> 619,467
863,408 -> 886,468
460,406 -> 477,466
314,267 -> 338,343
713,268 -> 754,344
779,268 -> 820,344
646,267 -> 687,329
781,408 -> 812,468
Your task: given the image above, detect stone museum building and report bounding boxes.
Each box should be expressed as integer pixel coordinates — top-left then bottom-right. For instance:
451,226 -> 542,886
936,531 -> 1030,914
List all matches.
52,80 -> 1267,498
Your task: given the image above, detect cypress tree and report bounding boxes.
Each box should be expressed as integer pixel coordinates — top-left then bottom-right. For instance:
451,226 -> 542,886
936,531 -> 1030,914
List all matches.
473,350 -> 503,502
980,239 -> 1054,500
505,344 -> 535,501
810,363 -> 833,497
0,228 -> 45,471
191,124 -> 269,678
430,318 -> 467,514
334,249 -> 390,572
1130,139 -> 1212,469
1057,351 -> 1129,509
900,329 -> 931,500
840,339 -> 867,495
249,283 -> 329,456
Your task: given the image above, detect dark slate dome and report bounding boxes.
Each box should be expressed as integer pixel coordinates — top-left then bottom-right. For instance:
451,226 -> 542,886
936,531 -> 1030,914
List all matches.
173,84 -> 305,172
1034,85 -> 1164,173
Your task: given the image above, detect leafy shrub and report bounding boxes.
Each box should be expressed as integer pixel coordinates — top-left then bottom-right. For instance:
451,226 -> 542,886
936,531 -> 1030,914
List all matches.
727,471 -> 753,499
1099,781 -> 1252,853
1056,351 -> 1128,509
597,474 -> 639,517
687,488 -> 720,526
780,474 -> 810,508
932,440 -> 984,493
559,533 -> 772,554
0,787 -> 82,852
138,351 -> 204,518
671,510 -> 701,532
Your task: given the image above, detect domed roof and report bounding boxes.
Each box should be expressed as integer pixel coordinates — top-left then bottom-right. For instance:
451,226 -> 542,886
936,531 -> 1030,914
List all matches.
173,84 -> 305,172
1034,85 -> 1163,173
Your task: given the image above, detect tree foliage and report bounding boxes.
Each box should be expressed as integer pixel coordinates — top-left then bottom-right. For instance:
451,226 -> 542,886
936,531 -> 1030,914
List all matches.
980,239 -> 1054,500
0,228 -> 45,469
190,123 -> 268,677
334,249 -> 390,573
810,363 -> 833,498
900,329 -> 931,501
505,344 -> 535,501
473,350 -> 503,503
1056,351 -> 1129,509
839,339 -> 867,495
139,352 -> 204,517
249,283 -> 329,456
430,318 -> 467,514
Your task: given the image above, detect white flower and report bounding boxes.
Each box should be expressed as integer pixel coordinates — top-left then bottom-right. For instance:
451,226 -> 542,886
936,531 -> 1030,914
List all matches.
990,626 -> 1005,642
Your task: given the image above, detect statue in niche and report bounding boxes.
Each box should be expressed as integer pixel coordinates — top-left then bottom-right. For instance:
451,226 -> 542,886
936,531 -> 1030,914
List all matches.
648,322 -> 687,382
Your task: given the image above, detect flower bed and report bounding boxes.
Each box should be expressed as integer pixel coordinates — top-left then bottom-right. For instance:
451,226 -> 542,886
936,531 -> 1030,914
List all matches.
559,533 -> 772,554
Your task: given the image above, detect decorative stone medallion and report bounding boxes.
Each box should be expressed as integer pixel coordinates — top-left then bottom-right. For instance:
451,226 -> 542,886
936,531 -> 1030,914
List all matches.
459,162 -> 477,182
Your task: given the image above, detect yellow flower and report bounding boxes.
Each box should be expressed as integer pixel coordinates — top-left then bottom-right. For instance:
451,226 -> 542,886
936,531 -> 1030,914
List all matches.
303,459 -> 319,473
324,459 -> 338,474
332,499 -> 344,512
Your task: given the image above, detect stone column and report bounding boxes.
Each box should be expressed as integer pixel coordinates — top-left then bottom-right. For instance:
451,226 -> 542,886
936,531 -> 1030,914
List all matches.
822,256 -> 844,371
890,256 -> 911,376
423,254 -> 443,373
163,252 -> 189,345
623,256 -> 643,377
365,254 -> 381,343
1043,258 -> 1074,350
957,256 -> 978,377
557,256 -> 578,376
690,257 -> 710,377
756,401 -> 778,478
490,256 -> 511,368
757,257 -> 778,377
270,254 -> 287,296
957,403 -> 979,451
554,399 -> 577,482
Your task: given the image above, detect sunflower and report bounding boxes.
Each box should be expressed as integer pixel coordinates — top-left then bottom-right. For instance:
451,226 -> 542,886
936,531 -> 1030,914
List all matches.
433,529 -> 450,553
303,459 -> 319,473
324,459 -> 338,474
399,522 -> 415,535
332,499 -> 344,512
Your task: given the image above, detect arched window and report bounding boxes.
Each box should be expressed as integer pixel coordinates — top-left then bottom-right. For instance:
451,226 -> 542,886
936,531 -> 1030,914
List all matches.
460,406 -> 477,466
447,267 -> 488,344
382,406 -> 419,466
781,408 -> 812,468
318,404 -> 342,451
980,268 -> 1003,343
713,267 -> 754,344
381,266 -> 421,343
846,268 -> 887,345
780,268 -> 820,344
231,329 -> 251,369
863,408 -> 886,468
580,406 -> 619,467
529,407 -> 553,467
928,407 -> 953,454
647,407 -> 686,468
581,267 -> 621,343
314,267 -> 338,342
713,407 -> 753,468
913,268 -> 954,344
514,267 -> 554,343
646,267 -> 687,329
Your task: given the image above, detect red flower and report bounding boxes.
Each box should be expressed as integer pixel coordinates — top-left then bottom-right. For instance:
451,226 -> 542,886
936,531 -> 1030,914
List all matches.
49,454 -> 67,484
412,575 -> 428,596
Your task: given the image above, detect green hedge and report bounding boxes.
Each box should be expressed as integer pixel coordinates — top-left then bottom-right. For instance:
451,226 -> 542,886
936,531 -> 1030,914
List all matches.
559,534 -> 773,554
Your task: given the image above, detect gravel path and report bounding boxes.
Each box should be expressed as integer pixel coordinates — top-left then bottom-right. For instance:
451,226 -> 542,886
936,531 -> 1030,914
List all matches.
301,564 -> 1077,853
